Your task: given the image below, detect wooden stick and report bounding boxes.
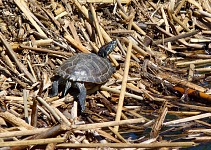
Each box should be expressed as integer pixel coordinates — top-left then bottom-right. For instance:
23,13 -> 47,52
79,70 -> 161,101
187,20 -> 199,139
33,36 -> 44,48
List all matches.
1,51 -> 18,74
150,102 -> 168,138
114,41 -> 132,131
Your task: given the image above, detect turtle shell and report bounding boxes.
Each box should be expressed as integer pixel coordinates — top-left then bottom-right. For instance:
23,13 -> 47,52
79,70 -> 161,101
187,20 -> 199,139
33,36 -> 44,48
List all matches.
55,53 -> 115,84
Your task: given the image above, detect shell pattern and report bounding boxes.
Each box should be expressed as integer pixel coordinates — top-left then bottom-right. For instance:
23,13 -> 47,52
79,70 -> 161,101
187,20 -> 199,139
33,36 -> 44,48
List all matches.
55,53 -> 115,84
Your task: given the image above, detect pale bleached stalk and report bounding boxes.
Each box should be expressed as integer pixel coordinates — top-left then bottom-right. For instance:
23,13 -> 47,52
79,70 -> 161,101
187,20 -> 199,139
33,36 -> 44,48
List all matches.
114,41 -> 132,131
163,113 -> 211,126
0,137 -> 65,147
72,118 -> 145,130
57,142 -> 196,148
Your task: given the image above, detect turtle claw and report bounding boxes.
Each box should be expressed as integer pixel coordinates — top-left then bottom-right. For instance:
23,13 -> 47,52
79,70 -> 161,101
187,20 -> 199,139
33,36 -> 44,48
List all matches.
75,82 -> 87,112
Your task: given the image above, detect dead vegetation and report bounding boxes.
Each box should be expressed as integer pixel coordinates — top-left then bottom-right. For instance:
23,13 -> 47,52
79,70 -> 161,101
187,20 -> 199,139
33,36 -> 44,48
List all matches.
0,0 -> 211,149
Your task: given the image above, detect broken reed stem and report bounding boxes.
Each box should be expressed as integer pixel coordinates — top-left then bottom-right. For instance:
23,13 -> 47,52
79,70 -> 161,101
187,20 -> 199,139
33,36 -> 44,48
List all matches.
100,86 -> 143,100
56,142 -> 197,148
171,14 -> 190,32
23,89 -> 29,123
72,0 -> 119,67
116,0 -> 126,14
163,113 -> 211,126
188,64 -> 195,81
153,30 -> 199,45
90,3 -> 104,45
20,45 -> 73,56
114,41 -> 132,131
0,137 -> 65,147
1,51 -> 17,73
188,129 -> 211,133
198,10 -> 211,18
195,67 -> 211,72
78,0 -> 131,3
72,118 -> 145,130
53,107 -> 71,126
0,128 -> 19,141
0,111 -> 34,130
10,124 -> 70,149
174,0 -> 186,14
122,37 -> 149,57
109,127 -> 128,143
96,129 -> 121,143
64,34 -> 90,53
150,103 -> 168,138
175,103 -> 211,112
0,32 -> 36,83
157,72 -> 206,92
176,59 -> 211,67
118,10 -> 145,35
0,128 -> 49,138
161,6 -> 171,49
14,0 -> 47,37
37,97 -> 61,122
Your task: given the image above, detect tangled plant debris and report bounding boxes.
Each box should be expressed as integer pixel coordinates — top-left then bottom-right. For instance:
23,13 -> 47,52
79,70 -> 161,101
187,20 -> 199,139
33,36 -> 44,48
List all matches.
0,0 -> 211,149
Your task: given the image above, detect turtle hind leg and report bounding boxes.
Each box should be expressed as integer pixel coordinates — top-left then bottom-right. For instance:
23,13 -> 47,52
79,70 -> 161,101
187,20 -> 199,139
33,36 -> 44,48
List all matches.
74,82 -> 87,112
49,80 -> 59,97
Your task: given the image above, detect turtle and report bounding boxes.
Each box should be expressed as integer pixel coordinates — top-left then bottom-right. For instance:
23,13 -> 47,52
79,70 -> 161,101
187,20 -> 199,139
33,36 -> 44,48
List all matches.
50,40 -> 117,112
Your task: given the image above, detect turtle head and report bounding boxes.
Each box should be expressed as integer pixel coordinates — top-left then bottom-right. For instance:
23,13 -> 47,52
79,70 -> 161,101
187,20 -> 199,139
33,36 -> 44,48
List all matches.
98,40 -> 117,58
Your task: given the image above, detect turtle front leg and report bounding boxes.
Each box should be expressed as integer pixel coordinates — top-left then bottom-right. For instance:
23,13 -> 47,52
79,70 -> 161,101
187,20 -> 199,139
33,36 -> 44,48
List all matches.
62,80 -> 72,97
74,82 -> 87,112
50,80 -> 59,97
